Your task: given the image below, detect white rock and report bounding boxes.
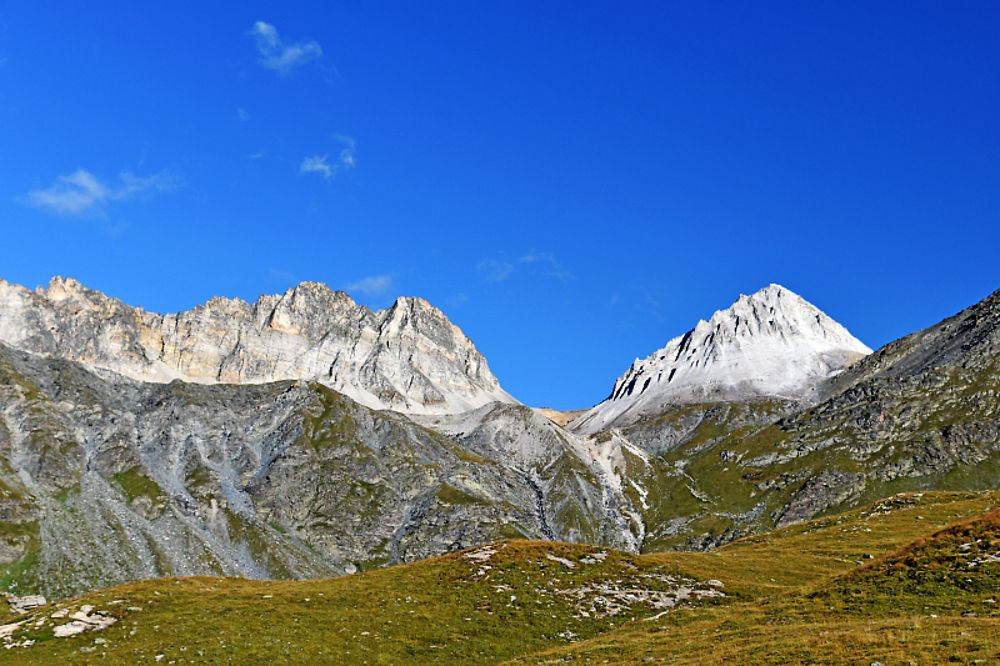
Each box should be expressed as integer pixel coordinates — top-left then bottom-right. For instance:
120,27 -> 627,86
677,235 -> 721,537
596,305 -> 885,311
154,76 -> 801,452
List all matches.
0,277 -> 517,416
7,595 -> 46,613
545,553 -> 577,568
0,621 -> 24,639
572,284 -> 871,433
53,621 -> 89,637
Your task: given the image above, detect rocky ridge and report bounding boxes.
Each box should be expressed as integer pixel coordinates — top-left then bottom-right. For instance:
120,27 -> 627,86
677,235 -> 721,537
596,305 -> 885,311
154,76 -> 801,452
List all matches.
0,277 -> 514,415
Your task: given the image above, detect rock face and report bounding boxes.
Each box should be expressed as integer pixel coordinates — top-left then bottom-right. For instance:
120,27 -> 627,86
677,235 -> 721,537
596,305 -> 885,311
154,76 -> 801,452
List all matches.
0,341 -> 639,598
571,284 -> 871,434
0,277 -> 515,415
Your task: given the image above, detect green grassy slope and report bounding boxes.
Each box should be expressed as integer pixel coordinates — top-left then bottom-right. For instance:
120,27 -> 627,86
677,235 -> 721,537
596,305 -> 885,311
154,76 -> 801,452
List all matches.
512,492 -> 1000,664
2,490 -> 998,664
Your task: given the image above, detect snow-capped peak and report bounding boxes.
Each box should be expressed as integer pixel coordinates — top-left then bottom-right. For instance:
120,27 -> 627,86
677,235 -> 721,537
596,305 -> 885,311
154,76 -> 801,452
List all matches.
570,284 -> 872,434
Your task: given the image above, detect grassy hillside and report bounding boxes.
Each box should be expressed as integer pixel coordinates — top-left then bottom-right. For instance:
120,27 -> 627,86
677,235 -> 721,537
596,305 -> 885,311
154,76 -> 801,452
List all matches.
1,490 -> 998,664
513,492 -> 1000,664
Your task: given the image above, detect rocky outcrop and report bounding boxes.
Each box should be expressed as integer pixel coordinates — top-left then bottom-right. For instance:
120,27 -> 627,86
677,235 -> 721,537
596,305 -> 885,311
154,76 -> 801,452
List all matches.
0,277 -> 515,415
6,594 -> 45,614
571,284 -> 871,434
417,403 -> 646,551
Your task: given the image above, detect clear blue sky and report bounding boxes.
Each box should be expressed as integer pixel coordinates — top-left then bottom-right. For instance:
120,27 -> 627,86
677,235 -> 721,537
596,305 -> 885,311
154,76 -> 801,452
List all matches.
1,2 -> 998,409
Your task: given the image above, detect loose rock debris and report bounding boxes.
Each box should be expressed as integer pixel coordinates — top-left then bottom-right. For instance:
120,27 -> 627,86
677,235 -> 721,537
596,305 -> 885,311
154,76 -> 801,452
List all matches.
0,600 -> 124,650
461,546 -> 726,623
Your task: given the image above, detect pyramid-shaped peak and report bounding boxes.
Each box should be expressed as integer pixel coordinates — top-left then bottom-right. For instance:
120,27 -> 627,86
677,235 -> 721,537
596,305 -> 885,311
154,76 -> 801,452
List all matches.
760,282 -> 793,294
738,283 -> 805,305
571,284 -> 872,434
392,295 -> 435,310
708,284 -> 854,339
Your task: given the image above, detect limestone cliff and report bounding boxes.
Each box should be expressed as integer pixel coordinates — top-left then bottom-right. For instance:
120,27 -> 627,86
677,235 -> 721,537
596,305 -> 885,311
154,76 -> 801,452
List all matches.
0,277 -> 515,415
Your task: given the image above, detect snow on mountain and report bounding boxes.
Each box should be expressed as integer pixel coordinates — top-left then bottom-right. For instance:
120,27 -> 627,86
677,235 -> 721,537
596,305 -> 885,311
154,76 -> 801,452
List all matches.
570,284 -> 872,434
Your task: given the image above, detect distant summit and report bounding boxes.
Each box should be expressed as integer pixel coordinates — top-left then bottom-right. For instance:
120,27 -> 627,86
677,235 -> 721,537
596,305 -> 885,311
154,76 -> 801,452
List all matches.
570,284 -> 871,433
0,277 -> 516,415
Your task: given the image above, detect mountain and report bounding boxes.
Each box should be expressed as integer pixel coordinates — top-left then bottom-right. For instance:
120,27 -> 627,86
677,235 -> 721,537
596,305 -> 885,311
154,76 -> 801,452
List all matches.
0,339 -> 639,599
620,286 -> 1000,550
571,284 -> 872,434
2,275 -> 999,606
0,277 -> 514,415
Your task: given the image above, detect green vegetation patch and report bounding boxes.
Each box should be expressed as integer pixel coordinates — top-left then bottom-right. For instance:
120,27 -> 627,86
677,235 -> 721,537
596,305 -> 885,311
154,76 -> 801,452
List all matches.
435,483 -> 490,506
111,467 -> 166,506
511,493 -> 1000,665
815,507 -> 1000,616
0,544 -> 40,595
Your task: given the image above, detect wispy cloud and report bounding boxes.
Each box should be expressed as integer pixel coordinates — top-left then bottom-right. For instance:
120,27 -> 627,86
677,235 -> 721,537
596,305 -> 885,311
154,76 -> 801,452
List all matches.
347,274 -> 393,297
300,136 -> 356,180
300,155 -> 335,179
477,258 -> 515,282
477,250 -> 573,283
334,134 -> 356,168
23,168 -> 179,216
237,107 -> 250,121
250,21 -> 322,76
518,250 -> 573,280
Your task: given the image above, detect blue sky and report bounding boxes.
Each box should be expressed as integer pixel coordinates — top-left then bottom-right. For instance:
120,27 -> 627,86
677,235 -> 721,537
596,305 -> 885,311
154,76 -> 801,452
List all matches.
1,2 -> 998,409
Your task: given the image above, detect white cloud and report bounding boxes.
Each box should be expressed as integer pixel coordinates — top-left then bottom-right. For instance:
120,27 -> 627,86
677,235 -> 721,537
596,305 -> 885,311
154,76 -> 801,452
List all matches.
335,135 -> 356,169
237,107 -> 250,121
23,168 -> 178,216
347,274 -> 393,297
448,293 -> 469,307
518,250 -> 573,280
477,258 -> 514,282
300,155 -> 335,179
478,250 -> 572,283
250,21 -> 322,75
300,136 -> 356,180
